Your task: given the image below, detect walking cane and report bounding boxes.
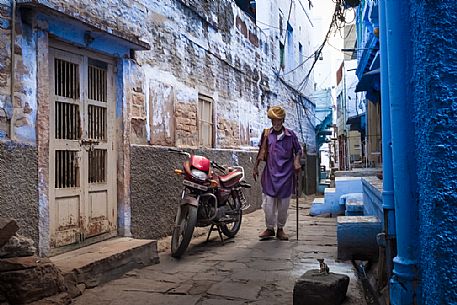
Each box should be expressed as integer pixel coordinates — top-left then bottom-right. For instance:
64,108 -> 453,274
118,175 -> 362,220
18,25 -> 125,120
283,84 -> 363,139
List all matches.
296,173 -> 299,241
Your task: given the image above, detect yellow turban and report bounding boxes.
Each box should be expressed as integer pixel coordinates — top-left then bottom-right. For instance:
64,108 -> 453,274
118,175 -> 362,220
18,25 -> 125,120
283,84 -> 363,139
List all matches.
267,106 -> 286,119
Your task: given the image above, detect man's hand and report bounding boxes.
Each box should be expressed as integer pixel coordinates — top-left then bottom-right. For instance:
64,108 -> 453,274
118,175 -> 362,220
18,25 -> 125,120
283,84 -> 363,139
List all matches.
294,166 -> 301,176
253,166 -> 259,181
294,154 -> 301,175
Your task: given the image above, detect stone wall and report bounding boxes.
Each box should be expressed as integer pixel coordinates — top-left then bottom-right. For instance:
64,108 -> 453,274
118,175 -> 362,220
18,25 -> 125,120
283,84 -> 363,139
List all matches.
130,145 -> 262,240
0,141 -> 39,246
175,102 -> 198,147
0,3 -> 12,139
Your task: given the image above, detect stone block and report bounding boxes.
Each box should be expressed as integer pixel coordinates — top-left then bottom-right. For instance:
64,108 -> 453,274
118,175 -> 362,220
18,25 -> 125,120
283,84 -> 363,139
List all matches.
293,269 -> 349,305
337,216 -> 381,261
0,256 -> 51,272
27,292 -> 71,305
0,234 -> 36,258
0,217 -> 19,248
0,257 -> 67,304
132,92 -> 145,106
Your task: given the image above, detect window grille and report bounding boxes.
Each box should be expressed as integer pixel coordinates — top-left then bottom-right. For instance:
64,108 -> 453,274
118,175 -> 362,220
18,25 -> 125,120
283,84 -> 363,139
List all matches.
88,105 -> 107,141
55,150 -> 79,188
88,61 -> 107,102
89,149 -> 106,183
54,58 -> 80,99
55,101 -> 81,140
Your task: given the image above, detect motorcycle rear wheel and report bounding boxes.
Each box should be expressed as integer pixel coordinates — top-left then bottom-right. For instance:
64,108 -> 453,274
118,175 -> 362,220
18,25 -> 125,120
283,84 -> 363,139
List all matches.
220,195 -> 242,238
171,205 -> 197,258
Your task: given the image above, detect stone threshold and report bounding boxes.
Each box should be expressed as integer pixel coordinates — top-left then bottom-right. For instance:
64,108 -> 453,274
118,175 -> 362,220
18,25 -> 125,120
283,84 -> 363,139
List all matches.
50,237 -> 159,298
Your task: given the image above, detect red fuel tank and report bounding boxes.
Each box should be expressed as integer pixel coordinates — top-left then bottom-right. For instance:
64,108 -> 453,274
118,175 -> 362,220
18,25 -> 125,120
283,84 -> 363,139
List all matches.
190,155 -> 210,172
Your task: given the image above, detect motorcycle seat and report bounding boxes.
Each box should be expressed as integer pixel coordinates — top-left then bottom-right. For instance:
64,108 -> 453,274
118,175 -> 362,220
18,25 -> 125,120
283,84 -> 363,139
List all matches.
219,171 -> 242,183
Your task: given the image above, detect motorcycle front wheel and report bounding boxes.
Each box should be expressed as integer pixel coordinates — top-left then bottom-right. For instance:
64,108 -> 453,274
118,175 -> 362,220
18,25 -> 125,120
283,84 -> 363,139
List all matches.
171,204 -> 197,258
220,195 -> 243,238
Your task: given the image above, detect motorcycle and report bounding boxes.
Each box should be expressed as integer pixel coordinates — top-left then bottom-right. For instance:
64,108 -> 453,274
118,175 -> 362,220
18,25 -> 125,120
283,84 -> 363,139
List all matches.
168,148 -> 251,258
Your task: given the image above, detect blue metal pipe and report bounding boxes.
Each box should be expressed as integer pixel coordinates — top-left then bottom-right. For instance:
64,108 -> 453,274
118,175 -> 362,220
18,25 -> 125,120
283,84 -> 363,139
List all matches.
378,0 -> 395,280
384,0 -> 420,303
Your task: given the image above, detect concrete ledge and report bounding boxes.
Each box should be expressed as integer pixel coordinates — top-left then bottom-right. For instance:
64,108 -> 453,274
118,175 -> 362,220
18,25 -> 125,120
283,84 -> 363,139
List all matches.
362,177 -> 383,222
337,216 -> 381,261
51,238 -> 159,297
313,197 -> 325,204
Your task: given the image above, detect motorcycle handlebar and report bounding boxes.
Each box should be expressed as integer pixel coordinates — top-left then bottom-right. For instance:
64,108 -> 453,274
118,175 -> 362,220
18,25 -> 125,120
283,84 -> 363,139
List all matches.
167,148 -> 191,158
211,161 -> 227,172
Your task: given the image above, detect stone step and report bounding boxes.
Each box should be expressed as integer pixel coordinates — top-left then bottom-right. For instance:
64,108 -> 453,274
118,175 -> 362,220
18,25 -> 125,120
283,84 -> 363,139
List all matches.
50,237 -> 159,298
312,197 -> 325,204
324,188 -> 341,212
324,187 -> 336,193
336,216 -> 381,261
345,201 -> 364,216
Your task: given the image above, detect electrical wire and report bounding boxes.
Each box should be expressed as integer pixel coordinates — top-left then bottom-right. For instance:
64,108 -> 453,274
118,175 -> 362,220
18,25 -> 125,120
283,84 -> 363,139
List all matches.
283,0 -> 293,47
273,0 -> 355,144
295,0 -> 314,27
255,19 -> 282,30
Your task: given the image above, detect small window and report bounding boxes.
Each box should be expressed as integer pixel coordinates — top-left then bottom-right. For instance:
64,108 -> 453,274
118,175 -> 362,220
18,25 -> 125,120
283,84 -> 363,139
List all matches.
279,11 -> 284,37
287,23 -> 294,71
299,42 -> 303,66
279,42 -> 285,70
198,94 -> 213,148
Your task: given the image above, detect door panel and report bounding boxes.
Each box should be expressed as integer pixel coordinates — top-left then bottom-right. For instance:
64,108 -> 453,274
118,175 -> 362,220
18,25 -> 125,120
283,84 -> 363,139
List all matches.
49,46 -> 116,249
84,59 -> 115,238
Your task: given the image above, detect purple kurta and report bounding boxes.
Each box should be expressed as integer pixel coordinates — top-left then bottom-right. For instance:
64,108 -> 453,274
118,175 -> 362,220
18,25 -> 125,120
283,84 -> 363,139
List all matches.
260,128 -> 302,198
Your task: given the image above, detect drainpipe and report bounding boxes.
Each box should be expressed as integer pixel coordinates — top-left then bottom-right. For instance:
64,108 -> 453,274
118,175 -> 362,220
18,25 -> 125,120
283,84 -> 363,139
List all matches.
384,0 -> 420,304
378,0 -> 395,280
10,0 -> 16,140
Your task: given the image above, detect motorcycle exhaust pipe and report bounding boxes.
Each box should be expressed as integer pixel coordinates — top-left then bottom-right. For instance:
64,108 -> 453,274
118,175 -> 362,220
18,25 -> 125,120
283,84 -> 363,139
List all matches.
199,193 -> 219,221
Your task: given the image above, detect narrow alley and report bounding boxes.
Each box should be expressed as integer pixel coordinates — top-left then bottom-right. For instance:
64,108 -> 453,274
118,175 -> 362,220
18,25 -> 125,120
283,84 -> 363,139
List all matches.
72,197 -> 365,305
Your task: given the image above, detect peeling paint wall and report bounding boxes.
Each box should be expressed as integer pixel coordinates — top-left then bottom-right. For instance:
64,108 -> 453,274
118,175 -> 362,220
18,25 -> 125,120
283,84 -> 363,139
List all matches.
12,9 -> 37,143
411,1 -> 457,303
1,0 -> 317,149
126,0 -> 316,151
0,4 -> 38,143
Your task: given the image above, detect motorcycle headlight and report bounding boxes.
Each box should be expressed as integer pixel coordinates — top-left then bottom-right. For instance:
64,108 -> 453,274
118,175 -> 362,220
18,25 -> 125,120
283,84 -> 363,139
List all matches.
191,169 -> 208,181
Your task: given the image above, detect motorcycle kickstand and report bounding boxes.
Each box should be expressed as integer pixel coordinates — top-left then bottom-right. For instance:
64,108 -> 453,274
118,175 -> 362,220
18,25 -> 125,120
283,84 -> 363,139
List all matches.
206,224 -> 225,245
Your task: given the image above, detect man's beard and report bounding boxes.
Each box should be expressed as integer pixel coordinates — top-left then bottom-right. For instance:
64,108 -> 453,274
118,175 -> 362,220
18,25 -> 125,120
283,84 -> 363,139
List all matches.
272,125 -> 283,132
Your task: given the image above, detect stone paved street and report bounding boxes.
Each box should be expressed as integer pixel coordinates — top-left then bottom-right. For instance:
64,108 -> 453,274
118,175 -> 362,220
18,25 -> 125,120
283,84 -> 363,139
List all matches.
73,197 -> 365,305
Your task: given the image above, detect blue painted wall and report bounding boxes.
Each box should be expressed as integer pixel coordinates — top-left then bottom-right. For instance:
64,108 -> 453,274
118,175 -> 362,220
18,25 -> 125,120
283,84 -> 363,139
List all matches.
411,1 -> 457,303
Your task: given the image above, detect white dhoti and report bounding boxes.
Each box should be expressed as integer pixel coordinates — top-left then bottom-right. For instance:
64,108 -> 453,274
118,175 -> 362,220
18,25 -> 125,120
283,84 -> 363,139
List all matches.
261,194 -> 291,230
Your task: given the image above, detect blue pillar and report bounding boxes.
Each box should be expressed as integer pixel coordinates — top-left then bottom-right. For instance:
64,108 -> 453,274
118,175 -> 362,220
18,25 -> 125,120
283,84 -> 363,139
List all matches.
384,0 -> 420,303
378,0 -> 395,280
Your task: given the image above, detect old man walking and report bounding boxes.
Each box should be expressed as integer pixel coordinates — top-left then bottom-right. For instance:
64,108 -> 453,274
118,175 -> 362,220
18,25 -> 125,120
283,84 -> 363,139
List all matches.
253,106 -> 302,241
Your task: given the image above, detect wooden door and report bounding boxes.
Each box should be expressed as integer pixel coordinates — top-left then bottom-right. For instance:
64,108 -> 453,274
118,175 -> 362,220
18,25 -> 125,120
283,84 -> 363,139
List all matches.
49,46 -> 117,249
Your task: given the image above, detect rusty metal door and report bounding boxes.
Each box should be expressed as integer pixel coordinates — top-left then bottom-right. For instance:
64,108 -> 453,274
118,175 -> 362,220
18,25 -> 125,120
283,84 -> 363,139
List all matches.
49,46 -> 117,249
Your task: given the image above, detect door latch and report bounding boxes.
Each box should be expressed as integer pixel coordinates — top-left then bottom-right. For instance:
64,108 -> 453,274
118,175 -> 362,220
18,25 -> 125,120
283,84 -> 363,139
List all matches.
80,139 -> 100,151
